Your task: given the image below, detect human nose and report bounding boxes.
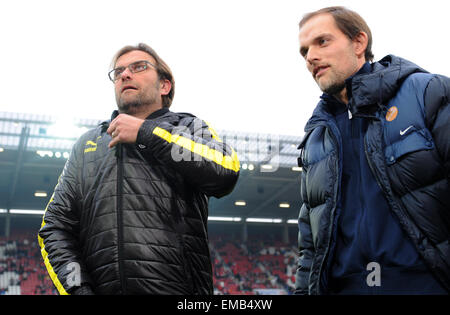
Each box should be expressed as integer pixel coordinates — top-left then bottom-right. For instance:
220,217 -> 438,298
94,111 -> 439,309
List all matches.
119,66 -> 133,81
305,46 -> 320,65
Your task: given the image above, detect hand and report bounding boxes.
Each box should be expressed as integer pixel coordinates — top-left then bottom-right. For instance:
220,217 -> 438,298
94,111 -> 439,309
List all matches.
107,114 -> 145,148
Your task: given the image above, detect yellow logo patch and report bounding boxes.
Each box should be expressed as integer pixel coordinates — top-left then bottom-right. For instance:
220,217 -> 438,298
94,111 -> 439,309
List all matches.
386,106 -> 398,122
84,140 -> 97,153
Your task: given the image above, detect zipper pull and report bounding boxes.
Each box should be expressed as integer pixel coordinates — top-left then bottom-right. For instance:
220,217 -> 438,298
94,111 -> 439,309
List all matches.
348,109 -> 353,120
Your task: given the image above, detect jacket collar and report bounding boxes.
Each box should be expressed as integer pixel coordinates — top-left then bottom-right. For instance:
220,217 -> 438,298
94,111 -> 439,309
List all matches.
101,107 -> 170,131
145,107 -> 169,119
348,55 -> 427,113
345,61 -> 372,101
109,107 -> 169,121
305,55 -> 428,131
319,62 -> 372,116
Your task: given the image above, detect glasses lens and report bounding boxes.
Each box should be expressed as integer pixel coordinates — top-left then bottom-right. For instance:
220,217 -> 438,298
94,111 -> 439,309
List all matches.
109,68 -> 123,82
129,61 -> 148,73
108,61 -> 151,82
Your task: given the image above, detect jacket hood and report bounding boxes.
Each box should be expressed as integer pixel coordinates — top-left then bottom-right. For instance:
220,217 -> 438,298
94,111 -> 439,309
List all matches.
305,55 -> 428,131
350,54 -> 428,108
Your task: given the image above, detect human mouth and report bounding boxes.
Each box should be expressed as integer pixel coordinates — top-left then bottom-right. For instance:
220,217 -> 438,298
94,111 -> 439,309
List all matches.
313,65 -> 330,79
121,85 -> 138,93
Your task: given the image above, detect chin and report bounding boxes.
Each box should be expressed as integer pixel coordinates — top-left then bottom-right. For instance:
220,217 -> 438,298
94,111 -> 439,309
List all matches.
317,81 -> 331,93
318,77 -> 345,95
323,83 -> 345,96
118,101 -> 142,114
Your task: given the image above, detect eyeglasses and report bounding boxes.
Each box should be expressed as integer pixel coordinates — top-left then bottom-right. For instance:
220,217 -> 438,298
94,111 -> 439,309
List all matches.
108,60 -> 156,82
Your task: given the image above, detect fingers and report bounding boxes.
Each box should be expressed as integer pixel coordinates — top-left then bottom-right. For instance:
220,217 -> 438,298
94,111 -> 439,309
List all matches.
108,137 -> 119,148
107,115 -> 122,148
107,117 -> 119,148
108,130 -> 119,148
106,113 -> 143,148
106,118 -> 116,136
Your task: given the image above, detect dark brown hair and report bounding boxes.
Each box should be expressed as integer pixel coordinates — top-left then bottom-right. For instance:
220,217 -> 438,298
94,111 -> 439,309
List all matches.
111,43 -> 175,108
299,6 -> 374,62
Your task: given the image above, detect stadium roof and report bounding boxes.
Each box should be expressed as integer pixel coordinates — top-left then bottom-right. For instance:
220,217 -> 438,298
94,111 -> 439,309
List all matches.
0,111 -> 302,226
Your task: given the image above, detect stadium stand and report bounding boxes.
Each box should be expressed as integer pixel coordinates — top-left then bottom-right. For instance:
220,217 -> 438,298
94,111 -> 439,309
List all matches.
211,235 -> 296,295
0,229 -> 297,295
0,111 -> 302,295
0,231 -> 56,295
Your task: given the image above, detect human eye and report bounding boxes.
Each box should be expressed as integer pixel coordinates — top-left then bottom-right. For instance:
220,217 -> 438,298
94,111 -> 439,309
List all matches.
114,67 -> 125,79
130,61 -> 148,73
300,47 -> 308,59
318,37 -> 329,46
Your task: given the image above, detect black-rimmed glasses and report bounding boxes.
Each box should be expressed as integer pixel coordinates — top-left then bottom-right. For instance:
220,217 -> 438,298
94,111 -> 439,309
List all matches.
108,60 -> 156,82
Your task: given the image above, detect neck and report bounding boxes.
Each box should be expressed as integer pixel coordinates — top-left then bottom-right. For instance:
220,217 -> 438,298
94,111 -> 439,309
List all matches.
335,88 -> 348,104
334,59 -> 367,104
120,102 -> 163,119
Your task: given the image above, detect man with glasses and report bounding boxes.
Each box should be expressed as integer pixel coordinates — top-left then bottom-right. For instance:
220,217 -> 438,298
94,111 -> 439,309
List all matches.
38,43 -> 240,295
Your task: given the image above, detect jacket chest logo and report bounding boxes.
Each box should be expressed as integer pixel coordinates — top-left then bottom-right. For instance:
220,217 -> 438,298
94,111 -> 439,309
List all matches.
84,137 -> 101,153
385,106 -> 398,122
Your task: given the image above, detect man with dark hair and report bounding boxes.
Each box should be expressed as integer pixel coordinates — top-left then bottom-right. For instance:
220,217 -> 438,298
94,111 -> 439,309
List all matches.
38,43 -> 240,295
295,6 -> 449,294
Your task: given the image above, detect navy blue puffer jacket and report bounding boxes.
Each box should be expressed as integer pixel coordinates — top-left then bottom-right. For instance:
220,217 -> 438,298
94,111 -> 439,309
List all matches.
295,55 -> 450,294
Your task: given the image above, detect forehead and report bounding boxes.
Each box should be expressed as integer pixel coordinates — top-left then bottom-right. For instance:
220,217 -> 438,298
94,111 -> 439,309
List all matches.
299,13 -> 341,44
115,50 -> 156,67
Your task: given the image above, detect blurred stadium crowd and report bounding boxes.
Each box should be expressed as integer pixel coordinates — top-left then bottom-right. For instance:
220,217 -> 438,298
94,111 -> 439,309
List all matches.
1,230 -> 297,295
0,231 -> 56,295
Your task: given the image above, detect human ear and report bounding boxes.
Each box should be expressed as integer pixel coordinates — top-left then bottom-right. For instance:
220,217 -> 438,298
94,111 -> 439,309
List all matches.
353,31 -> 369,58
160,79 -> 171,96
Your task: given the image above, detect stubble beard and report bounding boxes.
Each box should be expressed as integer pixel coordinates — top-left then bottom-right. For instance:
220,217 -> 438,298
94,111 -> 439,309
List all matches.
116,83 -> 160,115
321,81 -> 346,97
316,68 -> 347,98
117,95 -> 147,115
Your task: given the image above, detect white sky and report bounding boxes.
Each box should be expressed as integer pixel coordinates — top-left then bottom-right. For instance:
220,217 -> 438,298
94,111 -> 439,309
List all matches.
0,0 -> 448,137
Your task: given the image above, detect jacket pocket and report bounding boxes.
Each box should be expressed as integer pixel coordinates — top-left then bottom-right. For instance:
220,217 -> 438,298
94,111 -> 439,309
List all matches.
384,127 -> 434,165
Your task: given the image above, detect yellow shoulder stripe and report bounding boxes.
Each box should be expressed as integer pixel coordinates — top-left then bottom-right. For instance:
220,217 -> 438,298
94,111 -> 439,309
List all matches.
204,120 -> 222,142
38,193 -> 70,295
153,126 -> 240,173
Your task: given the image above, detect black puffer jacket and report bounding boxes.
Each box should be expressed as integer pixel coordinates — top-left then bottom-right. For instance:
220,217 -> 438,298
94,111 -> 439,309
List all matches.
295,55 -> 450,294
38,108 -> 240,295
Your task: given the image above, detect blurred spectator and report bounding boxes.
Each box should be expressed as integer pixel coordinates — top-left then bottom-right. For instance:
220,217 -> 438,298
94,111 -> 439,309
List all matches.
210,235 -> 297,295
0,232 -> 56,295
1,231 -> 297,295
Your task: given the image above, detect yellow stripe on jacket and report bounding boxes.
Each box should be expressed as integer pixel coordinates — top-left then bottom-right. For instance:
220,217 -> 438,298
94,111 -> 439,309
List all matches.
153,126 -> 240,173
38,192 -> 70,295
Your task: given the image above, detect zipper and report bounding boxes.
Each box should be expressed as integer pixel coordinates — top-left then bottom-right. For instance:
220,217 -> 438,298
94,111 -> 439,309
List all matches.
354,118 -> 370,259
176,233 -> 195,293
363,119 -> 390,197
116,143 -> 126,294
364,122 -> 414,226
170,197 -> 195,293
